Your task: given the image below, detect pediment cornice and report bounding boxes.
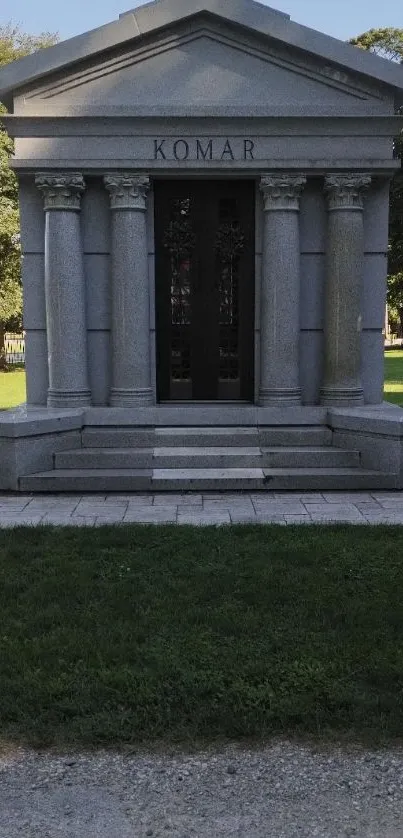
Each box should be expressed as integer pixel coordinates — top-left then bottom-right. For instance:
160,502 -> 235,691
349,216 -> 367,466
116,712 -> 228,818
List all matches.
0,0 -> 402,111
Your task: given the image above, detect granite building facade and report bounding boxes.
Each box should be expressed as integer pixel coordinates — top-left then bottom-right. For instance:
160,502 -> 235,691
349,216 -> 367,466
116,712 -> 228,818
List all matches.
0,0 -> 403,491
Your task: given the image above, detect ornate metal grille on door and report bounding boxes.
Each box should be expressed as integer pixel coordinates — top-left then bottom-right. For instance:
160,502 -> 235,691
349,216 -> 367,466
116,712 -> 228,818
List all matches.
162,198 -> 194,386
215,213 -> 245,385
155,180 -> 255,401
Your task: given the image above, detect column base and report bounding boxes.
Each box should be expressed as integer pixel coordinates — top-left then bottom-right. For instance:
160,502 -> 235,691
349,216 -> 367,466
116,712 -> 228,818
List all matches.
47,389 -> 91,408
259,387 -> 302,406
110,388 -> 154,408
320,387 -> 364,407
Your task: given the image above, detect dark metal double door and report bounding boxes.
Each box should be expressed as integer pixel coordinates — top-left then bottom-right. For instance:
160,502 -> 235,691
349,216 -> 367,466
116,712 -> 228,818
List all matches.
155,180 -> 255,402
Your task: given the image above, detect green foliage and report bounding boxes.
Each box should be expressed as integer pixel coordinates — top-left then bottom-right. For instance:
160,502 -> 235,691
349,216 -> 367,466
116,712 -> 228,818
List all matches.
389,169 -> 403,275
350,28 -> 403,334
0,158 -> 21,366
0,105 -> 17,204
350,28 -> 403,62
388,273 -> 403,309
0,23 -> 57,68
0,175 -> 21,325
0,25 -> 58,366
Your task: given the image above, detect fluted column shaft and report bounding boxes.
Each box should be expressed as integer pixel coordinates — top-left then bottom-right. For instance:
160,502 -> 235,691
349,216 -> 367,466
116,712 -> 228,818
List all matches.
35,172 -> 90,408
259,174 -> 306,405
104,174 -> 153,407
321,174 -> 371,407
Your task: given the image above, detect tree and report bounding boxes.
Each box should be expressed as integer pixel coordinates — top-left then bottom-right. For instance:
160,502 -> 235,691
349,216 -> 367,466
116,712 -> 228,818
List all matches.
0,23 -> 57,68
0,25 -> 58,368
350,29 -> 403,335
350,28 -> 403,62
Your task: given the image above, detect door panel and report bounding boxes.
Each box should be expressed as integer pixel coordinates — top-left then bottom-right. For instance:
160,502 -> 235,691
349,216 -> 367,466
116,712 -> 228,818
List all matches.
154,180 -> 255,401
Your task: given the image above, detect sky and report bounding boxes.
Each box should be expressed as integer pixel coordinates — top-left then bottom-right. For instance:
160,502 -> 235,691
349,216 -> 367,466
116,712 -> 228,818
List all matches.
0,0 -> 402,43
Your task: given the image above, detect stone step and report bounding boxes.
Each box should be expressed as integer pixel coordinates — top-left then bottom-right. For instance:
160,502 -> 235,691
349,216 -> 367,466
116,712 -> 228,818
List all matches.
153,469 -> 396,491
262,447 -> 360,468
157,427 -> 332,447
81,426 -> 332,449
155,428 -> 260,447
20,467 -> 397,493
82,428 -> 155,449
258,427 -> 332,447
156,446 -> 359,469
20,470 -> 153,493
55,448 -> 155,470
55,447 -> 262,469
55,445 -> 360,470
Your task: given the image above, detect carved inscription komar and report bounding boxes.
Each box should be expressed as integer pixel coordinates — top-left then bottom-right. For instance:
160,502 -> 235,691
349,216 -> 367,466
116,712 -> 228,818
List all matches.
154,138 -> 255,161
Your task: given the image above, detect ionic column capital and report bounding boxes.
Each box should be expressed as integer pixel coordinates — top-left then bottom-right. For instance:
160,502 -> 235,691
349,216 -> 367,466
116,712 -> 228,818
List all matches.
104,174 -> 150,210
324,174 -> 371,211
260,174 -> 306,211
35,172 -> 85,211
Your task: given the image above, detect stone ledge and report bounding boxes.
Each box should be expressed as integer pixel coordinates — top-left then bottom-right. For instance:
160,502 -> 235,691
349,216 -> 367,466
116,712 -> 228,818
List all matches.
328,403 -> 403,438
0,407 -> 84,438
84,406 -> 328,426
10,158 -> 402,174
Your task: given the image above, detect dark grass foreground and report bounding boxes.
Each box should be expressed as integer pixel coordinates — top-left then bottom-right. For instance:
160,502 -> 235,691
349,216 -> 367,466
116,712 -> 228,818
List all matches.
1,524 -> 403,749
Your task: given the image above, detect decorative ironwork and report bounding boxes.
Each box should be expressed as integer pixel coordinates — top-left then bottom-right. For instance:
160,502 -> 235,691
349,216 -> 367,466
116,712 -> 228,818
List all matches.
163,200 -> 195,258
163,198 -> 195,381
215,221 -> 245,261
215,216 -> 245,381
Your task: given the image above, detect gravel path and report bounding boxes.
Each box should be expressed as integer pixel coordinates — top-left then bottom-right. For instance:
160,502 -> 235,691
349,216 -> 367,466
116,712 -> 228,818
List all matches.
2,741 -> 403,837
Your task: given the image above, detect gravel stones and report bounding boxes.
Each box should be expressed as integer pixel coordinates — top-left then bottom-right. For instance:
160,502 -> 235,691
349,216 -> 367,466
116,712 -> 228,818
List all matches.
1,741 -> 403,836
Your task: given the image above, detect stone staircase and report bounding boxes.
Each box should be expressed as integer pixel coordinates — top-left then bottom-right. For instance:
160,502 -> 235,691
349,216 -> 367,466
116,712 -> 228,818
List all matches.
19,425 -> 396,492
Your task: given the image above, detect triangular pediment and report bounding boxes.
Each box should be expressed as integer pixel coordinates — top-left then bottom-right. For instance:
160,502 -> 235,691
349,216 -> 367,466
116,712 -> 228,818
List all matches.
0,0 -> 402,113
14,20 -> 390,117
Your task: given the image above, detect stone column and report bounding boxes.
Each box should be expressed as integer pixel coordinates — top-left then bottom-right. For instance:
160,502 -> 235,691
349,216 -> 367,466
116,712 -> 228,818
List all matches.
35,172 -> 91,408
320,174 -> 371,407
104,174 -> 153,407
259,174 -> 306,405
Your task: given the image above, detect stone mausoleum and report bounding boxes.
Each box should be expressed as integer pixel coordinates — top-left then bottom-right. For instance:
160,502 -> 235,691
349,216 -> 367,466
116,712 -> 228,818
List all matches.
0,0 -> 403,492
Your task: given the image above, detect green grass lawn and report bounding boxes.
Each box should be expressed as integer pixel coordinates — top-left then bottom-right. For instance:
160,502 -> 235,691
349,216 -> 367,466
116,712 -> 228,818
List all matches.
0,369 -> 26,409
384,350 -> 403,406
1,523 -> 403,750
1,351 -> 403,409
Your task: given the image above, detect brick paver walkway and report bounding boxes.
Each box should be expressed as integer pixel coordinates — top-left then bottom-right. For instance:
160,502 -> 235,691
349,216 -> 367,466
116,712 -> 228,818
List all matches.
1,492 -> 403,526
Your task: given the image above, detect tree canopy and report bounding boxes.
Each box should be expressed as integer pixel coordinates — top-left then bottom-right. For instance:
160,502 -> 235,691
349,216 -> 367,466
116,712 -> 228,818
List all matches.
0,25 -> 58,366
350,27 -> 403,336
0,24 -> 57,68
349,28 -> 403,63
